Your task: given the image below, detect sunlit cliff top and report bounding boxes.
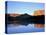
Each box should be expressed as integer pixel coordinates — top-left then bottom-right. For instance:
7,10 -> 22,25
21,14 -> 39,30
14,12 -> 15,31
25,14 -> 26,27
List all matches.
33,10 -> 44,16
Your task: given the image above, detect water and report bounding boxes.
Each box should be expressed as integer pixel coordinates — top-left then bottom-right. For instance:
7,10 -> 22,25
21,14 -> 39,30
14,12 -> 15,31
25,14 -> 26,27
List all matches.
7,23 -> 44,34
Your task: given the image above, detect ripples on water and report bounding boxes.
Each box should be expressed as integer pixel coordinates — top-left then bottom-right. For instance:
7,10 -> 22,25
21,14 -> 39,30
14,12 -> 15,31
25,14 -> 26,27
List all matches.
7,23 -> 44,34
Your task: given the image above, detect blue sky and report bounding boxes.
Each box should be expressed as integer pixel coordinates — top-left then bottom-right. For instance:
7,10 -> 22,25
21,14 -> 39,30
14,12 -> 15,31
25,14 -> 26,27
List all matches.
7,1 -> 44,15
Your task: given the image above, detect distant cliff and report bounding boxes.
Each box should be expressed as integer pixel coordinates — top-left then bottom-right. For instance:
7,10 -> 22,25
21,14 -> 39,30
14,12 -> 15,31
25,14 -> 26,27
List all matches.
33,10 -> 44,16
5,13 -> 45,25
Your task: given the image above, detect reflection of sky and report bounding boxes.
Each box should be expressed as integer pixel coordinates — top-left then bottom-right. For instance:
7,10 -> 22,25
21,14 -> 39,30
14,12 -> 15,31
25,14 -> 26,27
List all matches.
7,24 -> 44,34
7,1 -> 44,15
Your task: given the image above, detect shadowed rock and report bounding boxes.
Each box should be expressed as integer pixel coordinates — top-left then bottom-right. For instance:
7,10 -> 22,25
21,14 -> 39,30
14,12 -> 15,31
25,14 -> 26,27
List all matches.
5,13 -> 44,26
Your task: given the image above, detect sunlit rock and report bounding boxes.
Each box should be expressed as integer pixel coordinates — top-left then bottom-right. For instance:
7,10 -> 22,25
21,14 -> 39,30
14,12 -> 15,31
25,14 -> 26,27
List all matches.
33,10 -> 44,16
9,14 -> 21,17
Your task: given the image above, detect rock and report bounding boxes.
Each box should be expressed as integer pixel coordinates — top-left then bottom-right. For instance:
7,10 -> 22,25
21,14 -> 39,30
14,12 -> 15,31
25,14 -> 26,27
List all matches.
33,10 -> 44,16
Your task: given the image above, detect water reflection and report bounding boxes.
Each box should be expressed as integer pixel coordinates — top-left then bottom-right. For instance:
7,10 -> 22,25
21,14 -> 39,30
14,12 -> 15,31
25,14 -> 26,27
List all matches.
34,24 -> 44,28
7,23 -> 44,34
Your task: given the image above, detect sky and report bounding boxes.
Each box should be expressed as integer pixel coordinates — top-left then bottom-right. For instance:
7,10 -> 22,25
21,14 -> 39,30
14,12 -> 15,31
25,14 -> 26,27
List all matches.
7,1 -> 44,15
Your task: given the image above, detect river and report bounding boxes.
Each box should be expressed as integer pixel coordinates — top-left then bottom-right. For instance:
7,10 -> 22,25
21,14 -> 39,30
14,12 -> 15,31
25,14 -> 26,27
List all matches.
7,23 -> 44,34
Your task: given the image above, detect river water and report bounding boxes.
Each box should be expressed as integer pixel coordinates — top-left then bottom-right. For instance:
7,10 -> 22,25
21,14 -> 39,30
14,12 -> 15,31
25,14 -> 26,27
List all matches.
7,23 -> 44,34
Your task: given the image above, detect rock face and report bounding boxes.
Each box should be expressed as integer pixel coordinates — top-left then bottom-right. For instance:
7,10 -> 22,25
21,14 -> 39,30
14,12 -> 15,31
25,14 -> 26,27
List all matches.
9,14 -> 21,17
33,10 -> 44,16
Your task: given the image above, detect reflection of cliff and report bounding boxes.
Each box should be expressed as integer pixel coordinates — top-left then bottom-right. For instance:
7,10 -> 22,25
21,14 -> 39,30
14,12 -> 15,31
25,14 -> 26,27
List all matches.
34,24 -> 44,28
